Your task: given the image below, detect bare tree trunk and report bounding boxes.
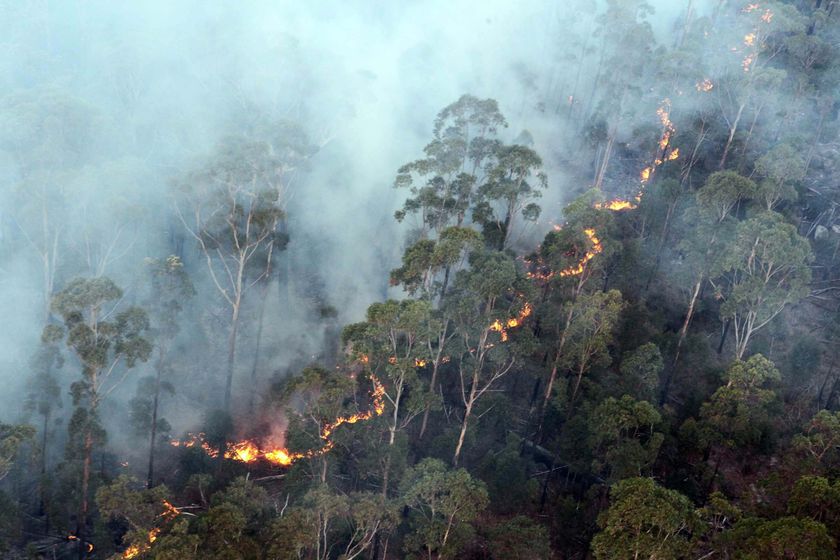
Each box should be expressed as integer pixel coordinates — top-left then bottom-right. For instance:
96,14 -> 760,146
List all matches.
77,429 -> 93,559
147,346 -> 167,488
224,304 -> 241,411
594,132 -> 616,189
717,318 -> 731,355
453,371 -> 478,466
720,103 -> 745,169
419,359 -> 440,439
570,363 -> 587,405
248,284 -> 270,414
661,275 -> 702,404
645,196 -> 678,291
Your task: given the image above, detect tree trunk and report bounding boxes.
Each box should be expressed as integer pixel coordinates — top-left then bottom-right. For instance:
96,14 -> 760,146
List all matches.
719,103 -> 745,169
248,284 -> 270,414
594,132 -> 616,189
570,363 -> 587,405
40,409 -> 50,534
738,106 -> 763,172
224,304 -> 241,411
661,275 -> 703,404
645,196 -> 678,291
453,371 -> 478,466
147,348 -> 164,488
717,318 -> 731,355
77,429 -> 93,559
419,359 -> 440,439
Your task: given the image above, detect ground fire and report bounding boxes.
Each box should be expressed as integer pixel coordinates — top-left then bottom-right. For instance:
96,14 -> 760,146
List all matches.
527,100 -> 679,283
170,372 -> 386,467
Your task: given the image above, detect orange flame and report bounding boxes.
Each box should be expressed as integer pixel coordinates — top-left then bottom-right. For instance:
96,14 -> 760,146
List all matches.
171,372 -> 387,468
558,228 -> 602,277
744,32 -> 756,46
121,501 -> 180,558
534,102 -> 679,283
595,199 -> 637,211
489,302 -> 533,341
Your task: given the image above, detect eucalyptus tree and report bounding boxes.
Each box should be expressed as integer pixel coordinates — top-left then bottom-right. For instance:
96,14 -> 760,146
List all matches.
589,395 -> 663,481
711,211 -> 812,360
591,477 -> 697,560
0,89 -> 98,319
175,133 -> 293,411
130,255 -> 194,488
753,143 -> 805,210
25,331 -> 63,479
560,289 -> 624,406
713,2 -> 805,168
394,95 -> 507,237
49,277 -> 151,553
343,298 -> 433,496
586,0 -> 656,188
277,366 -> 357,484
529,189 -> 614,416
0,424 -> 35,482
472,143 -> 547,249
267,484 -> 397,560
445,250 -> 526,465
698,354 -> 780,453
24,332 -> 63,531
400,458 -> 489,560
667,171 -> 757,387
389,226 -> 483,303
793,410 -> 840,472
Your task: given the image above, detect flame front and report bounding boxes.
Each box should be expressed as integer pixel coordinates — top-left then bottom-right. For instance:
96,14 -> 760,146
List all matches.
489,302 -> 533,341
559,228 -> 602,277
594,199 -> 637,211
171,373 -> 387,468
531,102 -> 679,282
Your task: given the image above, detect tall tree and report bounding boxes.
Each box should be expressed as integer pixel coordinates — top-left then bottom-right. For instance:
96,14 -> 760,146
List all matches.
49,277 -> 151,554
400,458 -> 489,560
131,255 -> 194,488
446,250 -> 524,465
591,477 -> 696,560
472,143 -> 547,249
176,135 -> 289,411
0,90 -> 98,319
665,171 -> 757,400
711,211 -> 812,360
343,298 -> 433,496
394,95 -> 507,237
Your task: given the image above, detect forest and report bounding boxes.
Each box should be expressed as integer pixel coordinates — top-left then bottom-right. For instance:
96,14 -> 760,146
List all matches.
1,0 -> 840,558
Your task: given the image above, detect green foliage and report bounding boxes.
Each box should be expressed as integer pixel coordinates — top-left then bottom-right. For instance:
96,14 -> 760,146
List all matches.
0,423 -> 35,481
699,354 -> 780,449
482,516 -> 551,560
722,516 -> 835,560
589,395 -> 663,480
792,410 -> 840,470
592,477 -> 696,560
754,144 -> 803,210
394,95 -> 506,234
401,458 -> 489,559
696,171 -> 757,221
713,211 -> 813,359
618,343 -> 663,402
